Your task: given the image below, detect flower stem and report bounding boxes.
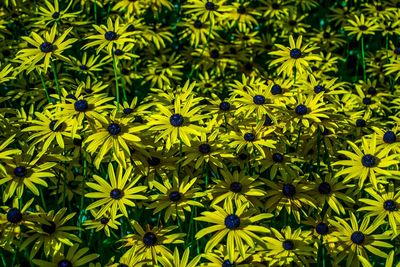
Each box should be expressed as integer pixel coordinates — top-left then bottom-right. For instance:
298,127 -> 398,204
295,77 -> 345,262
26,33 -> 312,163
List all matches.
112,53 -> 120,111
94,0 -> 97,23
50,62 -> 62,102
39,186 -> 47,211
39,73 -> 51,104
361,35 -> 366,81
118,60 -> 128,101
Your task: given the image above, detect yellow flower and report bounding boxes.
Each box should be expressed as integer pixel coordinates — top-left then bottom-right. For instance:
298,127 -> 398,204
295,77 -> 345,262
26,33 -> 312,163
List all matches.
344,14 -> 379,41
16,24 -> 77,73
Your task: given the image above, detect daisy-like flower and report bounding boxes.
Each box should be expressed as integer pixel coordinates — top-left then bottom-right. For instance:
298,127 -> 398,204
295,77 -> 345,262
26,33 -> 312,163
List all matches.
66,52 -> 107,77
183,0 -> 229,25
333,134 -> 399,189
82,210 -> 122,237
84,109 -> 146,168
209,168 -> 266,208
259,150 -> 302,180
0,149 -> 56,201
264,175 -> 317,223
20,207 -> 81,258
329,212 -> 392,266
384,59 -> 400,80
85,163 -> 147,219
178,18 -> 218,47
34,0 -> 80,28
372,126 -> 400,155
83,17 -> 136,55
201,244 -> 257,266
263,226 -> 315,266
16,24 -> 77,73
32,243 -> 99,267
269,35 -> 321,77
344,14 -> 380,41
22,109 -> 71,154
311,173 -> 355,215
223,2 -> 260,31
146,174 -> 204,222
358,183 -> 400,236
148,90 -> 207,150
121,221 -> 186,264
195,200 -> 272,262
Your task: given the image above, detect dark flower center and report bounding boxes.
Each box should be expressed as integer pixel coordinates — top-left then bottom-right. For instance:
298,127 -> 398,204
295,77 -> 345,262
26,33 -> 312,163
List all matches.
295,104 -> 308,115
147,157 -> 161,166
290,48 -> 302,59
383,131 -> 396,143
230,182 -> 242,193
107,123 -> 122,136
359,25 -> 368,31
271,84 -> 282,95
41,221 -> 57,234
282,240 -> 294,250
210,49 -> 219,59
238,153 -> 247,160
356,119 -> 366,127
224,214 -> 240,229
105,31 -> 118,41
253,95 -> 266,105
205,2 -> 215,10
58,260 -> 73,267
318,182 -> 331,195
40,42 -> 53,53
14,166 -> 27,178
219,101 -> 231,111
237,6 -> 246,14
361,154 -> 376,167
272,153 -> 284,163
110,189 -> 123,200
122,68 -> 129,75
115,49 -> 123,56
169,114 -> 184,127
363,97 -> 372,105
143,232 -> 157,246
289,20 -> 297,26
74,100 -> 89,112
351,231 -> 365,245
376,5 -> 383,11
168,191 -> 182,202
198,143 -> 211,154
80,65 -> 88,70
123,108 -> 132,114
282,183 -> 296,197
314,85 -> 325,93
383,200 -> 397,211
49,120 -> 64,132
264,116 -> 273,126
194,20 -> 203,28
100,217 -> 109,224
244,132 -> 255,142
7,208 -> 23,224
323,31 -> 331,39
394,47 -> 400,55
52,12 -> 60,19
222,260 -> 235,267
161,62 -> 170,68
316,222 -> 329,235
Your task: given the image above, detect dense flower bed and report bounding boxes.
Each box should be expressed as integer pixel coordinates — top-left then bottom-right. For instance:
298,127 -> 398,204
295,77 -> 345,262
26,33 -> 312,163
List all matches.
0,0 -> 400,266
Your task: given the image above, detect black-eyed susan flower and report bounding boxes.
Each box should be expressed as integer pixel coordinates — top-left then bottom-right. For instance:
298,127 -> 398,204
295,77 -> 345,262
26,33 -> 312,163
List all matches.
195,200 -> 272,261
178,18 -> 218,47
263,226 -> 315,266
85,163 -> 147,219
147,174 -> 204,222
20,207 -> 81,258
264,175 -> 317,223
121,221 -> 186,264
358,183 -> 400,236
344,14 -> 380,41
183,0 -> 229,25
333,134 -> 399,189
83,17 -> 135,55
82,210 -> 122,238
32,243 -> 99,267
329,212 -> 392,266
269,35 -> 321,77
16,24 -> 77,73
209,168 -> 266,208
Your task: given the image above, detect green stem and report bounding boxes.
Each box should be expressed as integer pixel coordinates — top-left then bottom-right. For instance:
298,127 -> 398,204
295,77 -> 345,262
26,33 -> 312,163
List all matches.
50,62 -> 62,102
39,187 -> 47,211
39,73 -> 51,104
118,61 -> 128,101
361,35 -> 366,81
94,0 -> 97,23
0,250 -> 6,267
112,53 -> 120,111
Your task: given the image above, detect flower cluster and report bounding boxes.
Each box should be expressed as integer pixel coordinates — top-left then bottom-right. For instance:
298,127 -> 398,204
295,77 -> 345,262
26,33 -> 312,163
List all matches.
1,0 -> 400,266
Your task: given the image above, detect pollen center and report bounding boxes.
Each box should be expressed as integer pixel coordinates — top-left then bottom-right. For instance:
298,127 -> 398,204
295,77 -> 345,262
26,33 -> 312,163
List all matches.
7,208 -> 23,224
361,154 -> 376,167
143,232 -> 158,246
351,231 -> 365,245
290,48 -> 302,59
169,114 -> 184,127
224,214 -> 240,229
